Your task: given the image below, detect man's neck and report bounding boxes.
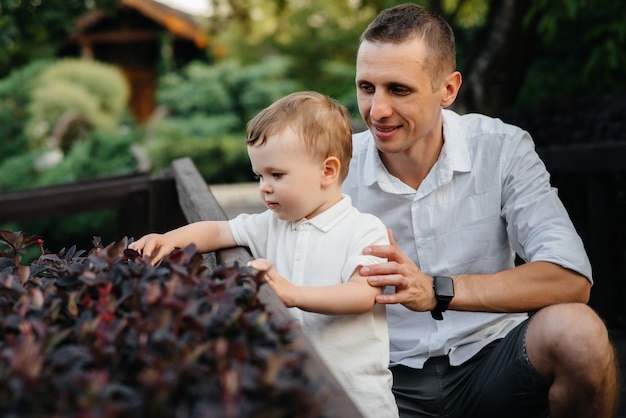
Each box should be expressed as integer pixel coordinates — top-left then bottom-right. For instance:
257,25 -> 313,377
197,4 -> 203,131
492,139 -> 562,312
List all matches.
380,133 -> 444,190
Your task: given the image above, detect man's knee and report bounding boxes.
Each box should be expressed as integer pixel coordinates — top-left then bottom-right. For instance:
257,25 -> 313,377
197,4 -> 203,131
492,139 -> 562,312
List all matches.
526,303 -> 611,381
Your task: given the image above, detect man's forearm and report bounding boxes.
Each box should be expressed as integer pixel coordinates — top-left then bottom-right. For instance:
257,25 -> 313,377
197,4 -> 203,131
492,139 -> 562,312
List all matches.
450,261 -> 591,313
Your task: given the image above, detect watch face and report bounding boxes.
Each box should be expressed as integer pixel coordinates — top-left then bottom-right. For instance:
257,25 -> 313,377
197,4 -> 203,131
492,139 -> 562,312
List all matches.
435,276 -> 454,298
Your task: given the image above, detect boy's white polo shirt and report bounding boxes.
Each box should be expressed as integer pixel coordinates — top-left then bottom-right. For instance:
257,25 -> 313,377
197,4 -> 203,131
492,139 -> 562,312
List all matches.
229,195 -> 399,418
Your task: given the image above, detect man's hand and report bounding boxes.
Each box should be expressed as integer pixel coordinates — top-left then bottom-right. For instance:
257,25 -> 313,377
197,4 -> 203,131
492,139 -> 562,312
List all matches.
360,229 -> 436,312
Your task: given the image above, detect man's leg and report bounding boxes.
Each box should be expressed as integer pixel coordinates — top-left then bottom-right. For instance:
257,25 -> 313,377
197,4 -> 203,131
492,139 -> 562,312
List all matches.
392,324 -> 551,418
525,303 -> 619,418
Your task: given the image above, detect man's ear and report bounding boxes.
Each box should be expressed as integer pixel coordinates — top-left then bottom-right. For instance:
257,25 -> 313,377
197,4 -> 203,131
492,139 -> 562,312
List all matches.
321,156 -> 340,188
441,70 -> 462,108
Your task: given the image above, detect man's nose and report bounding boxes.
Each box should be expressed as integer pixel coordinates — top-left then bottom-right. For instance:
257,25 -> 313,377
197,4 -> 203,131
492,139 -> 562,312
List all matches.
370,92 -> 393,120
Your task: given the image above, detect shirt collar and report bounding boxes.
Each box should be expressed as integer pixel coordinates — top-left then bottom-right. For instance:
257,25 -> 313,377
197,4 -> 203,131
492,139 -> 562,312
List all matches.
440,109 -> 471,174
361,109 -> 472,190
363,137 -> 382,187
293,194 -> 352,232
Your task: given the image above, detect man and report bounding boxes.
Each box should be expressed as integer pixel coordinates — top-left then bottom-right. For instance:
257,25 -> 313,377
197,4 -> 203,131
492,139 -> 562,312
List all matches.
342,3 -> 618,417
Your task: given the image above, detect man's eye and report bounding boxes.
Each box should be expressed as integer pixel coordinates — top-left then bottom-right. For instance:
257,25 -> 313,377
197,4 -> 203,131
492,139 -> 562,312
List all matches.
391,86 -> 410,95
358,83 -> 374,93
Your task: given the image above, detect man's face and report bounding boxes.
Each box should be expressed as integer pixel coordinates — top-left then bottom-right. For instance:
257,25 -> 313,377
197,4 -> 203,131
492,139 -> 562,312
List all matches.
355,37 -> 450,155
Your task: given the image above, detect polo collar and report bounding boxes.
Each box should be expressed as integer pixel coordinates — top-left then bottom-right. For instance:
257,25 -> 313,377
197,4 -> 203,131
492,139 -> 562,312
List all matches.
292,195 -> 352,233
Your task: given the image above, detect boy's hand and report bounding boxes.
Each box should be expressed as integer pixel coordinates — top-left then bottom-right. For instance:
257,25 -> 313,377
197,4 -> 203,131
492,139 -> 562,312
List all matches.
248,258 -> 297,307
128,233 -> 174,265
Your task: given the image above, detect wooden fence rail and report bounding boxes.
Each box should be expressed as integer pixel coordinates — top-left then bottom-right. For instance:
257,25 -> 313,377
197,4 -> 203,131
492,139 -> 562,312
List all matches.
0,170 -> 188,241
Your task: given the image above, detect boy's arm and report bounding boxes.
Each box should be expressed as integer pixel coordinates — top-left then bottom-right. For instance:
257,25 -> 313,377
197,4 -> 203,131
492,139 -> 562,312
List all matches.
248,259 -> 381,315
129,221 -> 236,264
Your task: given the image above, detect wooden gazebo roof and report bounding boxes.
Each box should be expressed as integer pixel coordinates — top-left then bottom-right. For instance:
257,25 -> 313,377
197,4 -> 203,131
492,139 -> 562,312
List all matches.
71,0 -> 209,49
120,0 -> 208,48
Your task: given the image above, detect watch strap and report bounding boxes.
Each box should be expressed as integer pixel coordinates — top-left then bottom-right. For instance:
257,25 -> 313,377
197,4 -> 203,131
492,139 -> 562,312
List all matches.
431,276 -> 454,321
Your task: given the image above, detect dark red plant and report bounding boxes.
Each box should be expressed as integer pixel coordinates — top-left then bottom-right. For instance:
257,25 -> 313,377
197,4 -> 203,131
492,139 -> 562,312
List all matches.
0,230 -> 45,266
0,230 -> 323,418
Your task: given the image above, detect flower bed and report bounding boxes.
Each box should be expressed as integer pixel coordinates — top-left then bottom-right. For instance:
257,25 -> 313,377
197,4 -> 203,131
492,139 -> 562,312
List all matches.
0,230 -> 322,417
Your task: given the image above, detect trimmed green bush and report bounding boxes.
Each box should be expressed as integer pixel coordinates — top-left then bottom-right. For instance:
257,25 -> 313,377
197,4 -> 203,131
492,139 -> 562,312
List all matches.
0,60 -> 53,161
25,59 -> 129,149
35,58 -> 129,118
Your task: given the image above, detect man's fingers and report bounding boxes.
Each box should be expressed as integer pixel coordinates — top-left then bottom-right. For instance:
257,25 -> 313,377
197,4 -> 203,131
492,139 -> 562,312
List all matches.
364,244 -> 407,264
360,260 -> 400,277
366,272 -> 404,288
375,292 -> 403,305
387,228 -> 398,248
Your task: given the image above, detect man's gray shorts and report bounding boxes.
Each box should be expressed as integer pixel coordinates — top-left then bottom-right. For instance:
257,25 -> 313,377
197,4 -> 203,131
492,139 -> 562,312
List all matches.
390,319 -> 550,418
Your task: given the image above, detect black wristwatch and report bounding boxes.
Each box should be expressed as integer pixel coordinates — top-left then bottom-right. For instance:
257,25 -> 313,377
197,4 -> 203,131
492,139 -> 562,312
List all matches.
431,276 -> 454,320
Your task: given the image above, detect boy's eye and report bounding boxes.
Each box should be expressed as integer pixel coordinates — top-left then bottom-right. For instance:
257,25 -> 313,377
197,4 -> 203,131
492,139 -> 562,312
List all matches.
253,174 -> 261,181
272,173 -> 284,179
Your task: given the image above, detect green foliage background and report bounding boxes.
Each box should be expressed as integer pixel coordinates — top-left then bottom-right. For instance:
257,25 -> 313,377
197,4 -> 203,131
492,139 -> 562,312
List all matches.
0,0 -> 624,252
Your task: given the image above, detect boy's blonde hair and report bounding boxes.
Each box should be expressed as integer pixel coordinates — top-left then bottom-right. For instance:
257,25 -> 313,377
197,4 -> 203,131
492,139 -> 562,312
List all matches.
246,91 -> 353,182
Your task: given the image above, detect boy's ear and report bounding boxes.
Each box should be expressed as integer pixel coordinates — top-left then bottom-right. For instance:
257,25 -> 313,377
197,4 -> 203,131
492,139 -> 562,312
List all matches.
321,156 -> 340,187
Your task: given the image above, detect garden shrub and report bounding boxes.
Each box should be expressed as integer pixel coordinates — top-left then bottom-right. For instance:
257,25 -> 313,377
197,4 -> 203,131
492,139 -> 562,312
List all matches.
26,81 -> 105,148
158,62 -> 235,116
145,128 -> 252,185
33,129 -> 139,187
35,58 -> 129,118
0,129 -> 139,192
26,59 -> 129,149
0,230 -> 321,417
150,113 -> 241,140
0,60 -> 53,162
149,57 -> 300,184
0,150 -> 47,192
231,56 -> 301,123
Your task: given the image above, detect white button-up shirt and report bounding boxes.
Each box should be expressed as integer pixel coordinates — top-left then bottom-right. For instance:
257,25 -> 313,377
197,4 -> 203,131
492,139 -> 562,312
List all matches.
229,196 -> 398,418
343,109 -> 592,369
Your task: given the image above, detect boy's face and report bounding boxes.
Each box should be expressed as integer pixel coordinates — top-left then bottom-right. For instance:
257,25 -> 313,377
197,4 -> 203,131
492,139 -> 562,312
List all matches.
248,126 -> 329,221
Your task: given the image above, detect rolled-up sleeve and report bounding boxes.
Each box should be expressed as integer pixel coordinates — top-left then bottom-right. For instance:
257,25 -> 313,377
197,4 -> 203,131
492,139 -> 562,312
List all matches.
500,130 -> 593,283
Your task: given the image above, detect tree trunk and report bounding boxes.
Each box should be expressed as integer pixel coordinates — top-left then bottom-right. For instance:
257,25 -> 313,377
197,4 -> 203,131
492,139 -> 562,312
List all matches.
452,0 -> 539,118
